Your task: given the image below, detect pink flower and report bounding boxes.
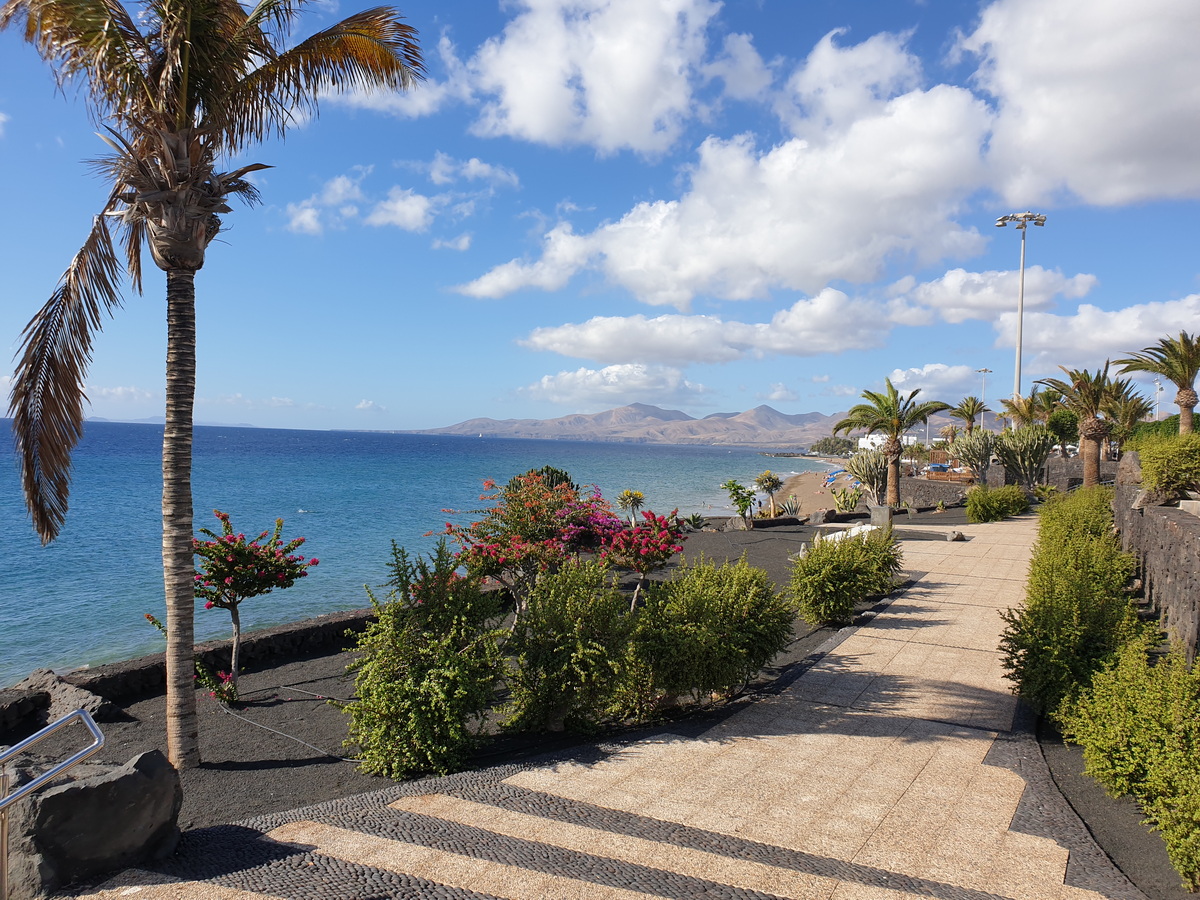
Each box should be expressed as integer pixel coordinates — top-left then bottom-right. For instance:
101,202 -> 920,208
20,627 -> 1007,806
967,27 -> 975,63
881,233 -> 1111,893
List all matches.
204,601 -> 214,609
309,558 -> 319,566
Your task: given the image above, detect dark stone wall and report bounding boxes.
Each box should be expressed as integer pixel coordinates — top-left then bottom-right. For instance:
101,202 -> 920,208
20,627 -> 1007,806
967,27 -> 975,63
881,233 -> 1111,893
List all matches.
898,477 -> 970,509
1113,451 -> 1200,659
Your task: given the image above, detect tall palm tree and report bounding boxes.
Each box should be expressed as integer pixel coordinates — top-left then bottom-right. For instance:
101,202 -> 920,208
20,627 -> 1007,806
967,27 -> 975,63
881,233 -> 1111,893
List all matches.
834,379 -> 951,507
999,391 -> 1040,428
1037,364 -> 1115,488
938,423 -> 961,443
1033,387 -> 1063,424
1103,378 -> 1152,456
4,0 -> 423,769
949,396 -> 990,435
1114,331 -> 1200,434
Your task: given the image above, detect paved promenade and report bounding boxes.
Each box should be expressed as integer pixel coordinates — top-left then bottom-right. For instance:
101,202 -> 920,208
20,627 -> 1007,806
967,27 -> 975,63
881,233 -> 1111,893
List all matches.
70,516 -> 1146,900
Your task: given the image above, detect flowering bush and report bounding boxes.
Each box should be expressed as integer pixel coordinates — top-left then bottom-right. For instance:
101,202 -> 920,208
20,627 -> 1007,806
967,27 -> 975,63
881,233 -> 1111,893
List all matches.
441,473 -> 620,617
193,510 -> 318,689
144,613 -> 237,704
601,509 -> 685,608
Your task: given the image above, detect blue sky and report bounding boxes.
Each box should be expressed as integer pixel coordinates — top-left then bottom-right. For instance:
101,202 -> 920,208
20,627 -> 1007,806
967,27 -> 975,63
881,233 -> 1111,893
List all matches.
2,0 -> 1198,431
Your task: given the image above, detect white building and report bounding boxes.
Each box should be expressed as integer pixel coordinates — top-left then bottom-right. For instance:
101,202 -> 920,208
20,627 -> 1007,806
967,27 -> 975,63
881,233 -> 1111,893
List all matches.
856,434 -> 919,451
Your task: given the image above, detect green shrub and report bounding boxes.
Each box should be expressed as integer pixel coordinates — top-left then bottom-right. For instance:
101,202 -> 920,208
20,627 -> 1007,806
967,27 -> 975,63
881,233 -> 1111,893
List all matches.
344,541 -> 504,778
1129,432 -> 1200,495
790,527 -> 902,626
998,487 -> 1139,716
965,484 -> 1030,523
631,556 -> 794,707
503,559 -> 632,733
1060,634 -> 1200,890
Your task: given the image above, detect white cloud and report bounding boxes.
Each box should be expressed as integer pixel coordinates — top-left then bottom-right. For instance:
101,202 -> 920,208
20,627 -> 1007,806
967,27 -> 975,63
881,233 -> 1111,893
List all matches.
285,168 -> 372,235
1008,294 -> 1200,372
777,29 -> 920,137
811,375 -> 830,383
364,187 -> 435,231
267,397 -> 296,407
887,363 -> 977,397
461,32 -> 991,308
703,33 -> 773,100
356,399 -> 387,412
470,0 -> 720,155
896,266 -> 1097,324
433,233 -> 472,251
85,384 -> 156,403
522,364 -> 708,407
428,152 -> 519,188
761,383 -> 799,403
0,112 -> 8,138
520,289 -> 890,365
961,0 -> 1200,204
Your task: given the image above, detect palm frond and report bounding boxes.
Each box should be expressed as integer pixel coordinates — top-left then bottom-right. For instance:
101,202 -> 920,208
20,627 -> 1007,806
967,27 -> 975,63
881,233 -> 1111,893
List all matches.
221,6 -> 424,151
9,215 -> 125,543
0,0 -> 153,120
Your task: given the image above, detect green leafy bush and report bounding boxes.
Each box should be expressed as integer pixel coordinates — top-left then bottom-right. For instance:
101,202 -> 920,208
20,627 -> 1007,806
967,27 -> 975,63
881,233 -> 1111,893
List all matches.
790,527 -> 902,626
344,541 -> 504,778
1129,432 -> 1200,495
631,556 -> 794,707
1060,634 -> 1200,890
998,487 -> 1139,716
503,559 -> 632,733
965,484 -> 1030,523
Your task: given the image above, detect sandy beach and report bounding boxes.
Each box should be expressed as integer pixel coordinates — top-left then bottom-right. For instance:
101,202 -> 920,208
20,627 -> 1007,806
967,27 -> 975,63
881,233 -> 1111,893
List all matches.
776,464 -> 855,515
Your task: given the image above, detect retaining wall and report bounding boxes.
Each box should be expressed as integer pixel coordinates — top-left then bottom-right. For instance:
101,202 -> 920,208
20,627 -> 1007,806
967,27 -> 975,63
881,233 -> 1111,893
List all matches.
1113,451 -> 1200,660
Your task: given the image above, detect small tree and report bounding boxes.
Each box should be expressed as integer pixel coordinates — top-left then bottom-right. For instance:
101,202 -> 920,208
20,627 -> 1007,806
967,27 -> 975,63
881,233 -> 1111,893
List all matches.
720,478 -> 757,527
615,489 -> 645,527
193,511 -> 317,691
602,510 -> 685,608
810,436 -> 855,457
755,470 -> 784,516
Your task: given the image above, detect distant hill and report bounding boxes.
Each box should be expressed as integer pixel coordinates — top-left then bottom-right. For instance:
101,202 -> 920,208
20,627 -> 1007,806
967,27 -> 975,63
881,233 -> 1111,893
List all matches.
409,403 -> 848,447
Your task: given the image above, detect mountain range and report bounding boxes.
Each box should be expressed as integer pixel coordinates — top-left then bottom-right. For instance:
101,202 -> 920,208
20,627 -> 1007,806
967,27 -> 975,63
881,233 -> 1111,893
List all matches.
409,403 -> 849,447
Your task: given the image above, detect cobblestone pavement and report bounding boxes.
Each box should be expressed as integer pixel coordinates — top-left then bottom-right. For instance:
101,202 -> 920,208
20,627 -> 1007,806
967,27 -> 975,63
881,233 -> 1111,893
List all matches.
68,516 -> 1147,900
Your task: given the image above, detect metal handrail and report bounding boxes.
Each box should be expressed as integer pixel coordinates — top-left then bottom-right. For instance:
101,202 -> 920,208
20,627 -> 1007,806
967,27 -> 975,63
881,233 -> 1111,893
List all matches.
1,709 -> 106,900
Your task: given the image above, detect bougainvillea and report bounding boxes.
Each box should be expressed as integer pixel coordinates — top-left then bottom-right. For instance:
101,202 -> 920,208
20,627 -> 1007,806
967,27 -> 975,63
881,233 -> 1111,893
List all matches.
193,510 -> 318,690
441,473 -> 621,618
601,509 -> 686,608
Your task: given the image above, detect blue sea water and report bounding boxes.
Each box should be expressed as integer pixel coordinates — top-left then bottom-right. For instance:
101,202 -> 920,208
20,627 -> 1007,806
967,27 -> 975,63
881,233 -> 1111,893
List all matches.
0,421 -> 829,687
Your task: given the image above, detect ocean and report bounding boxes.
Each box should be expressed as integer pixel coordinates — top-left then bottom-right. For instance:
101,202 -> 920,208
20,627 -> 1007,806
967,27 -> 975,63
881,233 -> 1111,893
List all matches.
0,421 -> 830,687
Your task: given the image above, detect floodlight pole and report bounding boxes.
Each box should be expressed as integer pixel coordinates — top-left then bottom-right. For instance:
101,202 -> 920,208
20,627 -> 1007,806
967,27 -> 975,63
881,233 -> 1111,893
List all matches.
996,212 -> 1046,402
977,368 -> 992,429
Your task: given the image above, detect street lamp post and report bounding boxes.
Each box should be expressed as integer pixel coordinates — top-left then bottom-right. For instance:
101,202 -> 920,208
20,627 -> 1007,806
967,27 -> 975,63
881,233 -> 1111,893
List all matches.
1155,378 -> 1164,421
977,367 -> 992,430
995,211 -> 1046,402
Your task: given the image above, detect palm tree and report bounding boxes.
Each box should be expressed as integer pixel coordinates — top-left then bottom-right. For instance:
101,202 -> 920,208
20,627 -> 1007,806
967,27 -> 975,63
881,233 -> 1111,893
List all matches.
1103,378 -> 1152,456
616,489 -> 645,527
755,470 -> 784,517
999,391 -> 1040,428
939,423 -> 961,443
1036,364 -> 1116,488
1114,331 -> 1200,434
834,379 -> 951,507
4,0 -> 423,769
949,396 -> 990,435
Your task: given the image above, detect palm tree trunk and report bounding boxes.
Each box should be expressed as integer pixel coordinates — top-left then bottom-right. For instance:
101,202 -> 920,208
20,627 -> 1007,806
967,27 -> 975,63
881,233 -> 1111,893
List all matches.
163,269 -> 199,769
886,456 -> 901,507
1081,436 -> 1100,488
1181,404 -> 1195,435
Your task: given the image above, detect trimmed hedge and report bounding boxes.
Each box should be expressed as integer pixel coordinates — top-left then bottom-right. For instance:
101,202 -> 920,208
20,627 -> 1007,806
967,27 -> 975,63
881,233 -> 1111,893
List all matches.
1061,634 -> 1200,890
1128,432 -> 1200,495
965,484 -> 1029,523
998,487 -> 1138,717
790,527 -> 902,626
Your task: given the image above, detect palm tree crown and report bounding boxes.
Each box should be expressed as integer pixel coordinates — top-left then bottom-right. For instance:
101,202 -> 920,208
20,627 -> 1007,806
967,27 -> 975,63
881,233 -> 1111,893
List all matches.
949,396 -> 990,434
834,378 -> 950,506
1114,331 -> 1200,434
